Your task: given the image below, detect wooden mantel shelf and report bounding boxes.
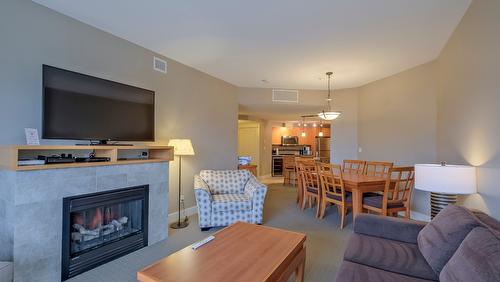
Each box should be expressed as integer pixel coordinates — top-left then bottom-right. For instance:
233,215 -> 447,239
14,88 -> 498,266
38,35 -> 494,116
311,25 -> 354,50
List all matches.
0,145 -> 174,171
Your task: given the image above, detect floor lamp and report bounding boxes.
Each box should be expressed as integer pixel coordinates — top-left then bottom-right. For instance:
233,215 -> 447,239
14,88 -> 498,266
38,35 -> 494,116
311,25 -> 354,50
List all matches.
167,139 -> 195,229
415,163 -> 477,219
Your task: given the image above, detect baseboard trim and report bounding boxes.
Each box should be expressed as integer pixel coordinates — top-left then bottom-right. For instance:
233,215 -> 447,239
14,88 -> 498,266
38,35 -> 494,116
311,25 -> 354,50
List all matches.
168,205 -> 198,223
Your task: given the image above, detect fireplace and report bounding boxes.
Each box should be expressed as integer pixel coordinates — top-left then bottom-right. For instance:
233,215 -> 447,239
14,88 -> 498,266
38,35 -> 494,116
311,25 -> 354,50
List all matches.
61,185 -> 149,280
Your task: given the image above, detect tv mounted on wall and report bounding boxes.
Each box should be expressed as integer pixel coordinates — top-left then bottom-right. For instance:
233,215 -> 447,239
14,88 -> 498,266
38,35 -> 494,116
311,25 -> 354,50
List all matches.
42,65 -> 155,144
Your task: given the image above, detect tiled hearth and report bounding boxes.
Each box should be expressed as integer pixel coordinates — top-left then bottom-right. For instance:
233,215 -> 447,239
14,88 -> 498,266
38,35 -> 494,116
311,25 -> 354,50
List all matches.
0,163 -> 169,281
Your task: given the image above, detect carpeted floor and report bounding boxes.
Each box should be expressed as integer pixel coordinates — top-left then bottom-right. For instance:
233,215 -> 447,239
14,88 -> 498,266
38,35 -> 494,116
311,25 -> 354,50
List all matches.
69,184 -> 352,282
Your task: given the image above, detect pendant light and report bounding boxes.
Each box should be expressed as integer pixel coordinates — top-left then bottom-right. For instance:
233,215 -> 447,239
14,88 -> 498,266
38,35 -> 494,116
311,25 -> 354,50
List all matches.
301,117 -> 306,137
317,72 -> 341,120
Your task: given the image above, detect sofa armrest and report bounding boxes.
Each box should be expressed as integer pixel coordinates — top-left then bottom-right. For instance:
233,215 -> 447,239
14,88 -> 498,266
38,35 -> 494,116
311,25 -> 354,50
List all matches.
354,214 -> 427,244
194,175 -> 212,228
244,176 -> 267,224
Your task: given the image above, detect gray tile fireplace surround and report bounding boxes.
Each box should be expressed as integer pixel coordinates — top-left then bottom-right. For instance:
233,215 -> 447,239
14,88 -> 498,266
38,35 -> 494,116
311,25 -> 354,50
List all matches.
0,162 -> 169,281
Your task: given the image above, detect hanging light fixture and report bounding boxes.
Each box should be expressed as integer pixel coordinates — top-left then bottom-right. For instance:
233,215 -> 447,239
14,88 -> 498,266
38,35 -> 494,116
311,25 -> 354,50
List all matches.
318,121 -> 324,136
301,117 -> 306,137
317,72 -> 341,121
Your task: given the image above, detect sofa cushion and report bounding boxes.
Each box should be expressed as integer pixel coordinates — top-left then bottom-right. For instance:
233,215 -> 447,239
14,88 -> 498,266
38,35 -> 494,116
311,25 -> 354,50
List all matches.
336,261 -> 436,282
212,194 -> 252,213
200,170 -> 251,194
472,210 -> 500,236
354,214 -> 426,244
344,233 -> 438,281
417,205 -> 481,274
440,227 -> 500,282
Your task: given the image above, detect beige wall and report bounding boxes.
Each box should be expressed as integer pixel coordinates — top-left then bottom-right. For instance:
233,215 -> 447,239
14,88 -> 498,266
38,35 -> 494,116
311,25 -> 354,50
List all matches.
356,0 -> 500,219
357,62 -> 438,215
0,0 -> 239,213
436,0 -> 500,218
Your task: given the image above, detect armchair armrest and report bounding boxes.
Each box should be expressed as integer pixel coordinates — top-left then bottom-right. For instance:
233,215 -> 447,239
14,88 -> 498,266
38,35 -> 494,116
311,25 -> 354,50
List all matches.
194,175 -> 212,199
244,175 -> 267,224
194,175 -> 212,228
354,214 -> 427,244
244,175 -> 267,198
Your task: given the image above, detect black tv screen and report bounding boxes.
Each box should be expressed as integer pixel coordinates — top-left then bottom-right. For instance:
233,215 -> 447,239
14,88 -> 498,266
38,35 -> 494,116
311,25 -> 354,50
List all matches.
42,65 -> 155,142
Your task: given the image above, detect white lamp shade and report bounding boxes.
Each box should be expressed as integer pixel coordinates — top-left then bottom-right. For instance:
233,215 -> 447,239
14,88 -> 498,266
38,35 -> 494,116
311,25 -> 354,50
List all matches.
415,164 -> 477,194
167,139 -> 195,156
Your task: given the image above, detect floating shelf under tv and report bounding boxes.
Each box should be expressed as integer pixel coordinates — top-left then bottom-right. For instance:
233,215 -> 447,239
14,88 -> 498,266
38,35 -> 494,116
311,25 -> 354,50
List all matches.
0,145 -> 174,171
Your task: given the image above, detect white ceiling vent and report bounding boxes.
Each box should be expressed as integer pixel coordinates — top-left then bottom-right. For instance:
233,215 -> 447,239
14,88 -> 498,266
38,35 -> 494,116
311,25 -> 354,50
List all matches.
272,89 -> 299,103
153,57 -> 167,73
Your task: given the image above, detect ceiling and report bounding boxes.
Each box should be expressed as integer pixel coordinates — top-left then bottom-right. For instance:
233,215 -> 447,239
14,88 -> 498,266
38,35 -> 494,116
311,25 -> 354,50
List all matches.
33,0 -> 470,90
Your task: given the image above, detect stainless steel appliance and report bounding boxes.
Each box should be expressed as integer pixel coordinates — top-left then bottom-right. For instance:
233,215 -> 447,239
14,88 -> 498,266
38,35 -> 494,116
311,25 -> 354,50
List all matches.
315,136 -> 331,163
281,136 -> 299,146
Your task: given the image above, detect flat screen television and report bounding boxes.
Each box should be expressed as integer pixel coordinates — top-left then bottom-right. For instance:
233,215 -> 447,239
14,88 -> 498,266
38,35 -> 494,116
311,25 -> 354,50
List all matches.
42,65 -> 155,143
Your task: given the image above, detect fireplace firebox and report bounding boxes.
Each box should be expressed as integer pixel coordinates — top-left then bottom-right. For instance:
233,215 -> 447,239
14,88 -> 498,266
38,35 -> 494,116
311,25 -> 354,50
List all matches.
61,185 -> 149,280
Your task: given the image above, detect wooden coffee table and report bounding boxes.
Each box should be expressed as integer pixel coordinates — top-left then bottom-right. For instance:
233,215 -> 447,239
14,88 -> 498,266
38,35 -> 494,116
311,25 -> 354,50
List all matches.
137,222 -> 307,282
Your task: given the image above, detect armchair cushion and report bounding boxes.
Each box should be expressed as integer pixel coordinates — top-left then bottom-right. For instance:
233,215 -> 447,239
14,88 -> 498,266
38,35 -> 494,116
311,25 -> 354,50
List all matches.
212,194 -> 252,213
200,170 -> 251,194
354,214 -> 426,244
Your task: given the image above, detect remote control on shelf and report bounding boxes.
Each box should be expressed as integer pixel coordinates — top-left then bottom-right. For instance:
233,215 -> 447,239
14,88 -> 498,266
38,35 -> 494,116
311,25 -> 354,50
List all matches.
191,235 -> 215,250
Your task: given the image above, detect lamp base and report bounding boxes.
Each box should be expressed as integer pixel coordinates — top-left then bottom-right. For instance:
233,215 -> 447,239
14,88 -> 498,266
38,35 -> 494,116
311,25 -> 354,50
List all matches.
170,220 -> 189,229
430,192 -> 457,219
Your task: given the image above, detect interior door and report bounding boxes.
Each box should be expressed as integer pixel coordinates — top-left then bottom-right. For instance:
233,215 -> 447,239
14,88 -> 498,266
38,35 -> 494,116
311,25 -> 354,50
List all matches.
238,121 -> 260,175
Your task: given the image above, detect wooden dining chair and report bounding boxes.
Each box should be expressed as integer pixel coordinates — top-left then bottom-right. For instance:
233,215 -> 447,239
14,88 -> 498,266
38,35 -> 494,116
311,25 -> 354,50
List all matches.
299,162 -> 321,217
362,166 -> 415,218
364,161 -> 393,177
317,163 -> 352,229
343,160 -> 366,175
283,156 -> 297,186
295,157 -> 315,206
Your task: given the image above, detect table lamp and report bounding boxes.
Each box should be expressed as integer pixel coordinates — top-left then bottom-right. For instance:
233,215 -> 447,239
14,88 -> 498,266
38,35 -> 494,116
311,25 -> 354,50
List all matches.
415,163 -> 477,219
167,139 -> 195,229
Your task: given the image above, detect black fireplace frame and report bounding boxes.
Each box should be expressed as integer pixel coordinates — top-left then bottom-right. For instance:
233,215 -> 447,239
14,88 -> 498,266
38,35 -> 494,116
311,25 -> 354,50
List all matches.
61,185 -> 149,280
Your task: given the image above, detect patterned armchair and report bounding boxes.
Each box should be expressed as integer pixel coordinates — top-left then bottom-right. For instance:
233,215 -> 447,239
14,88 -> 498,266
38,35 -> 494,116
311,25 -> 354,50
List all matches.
194,170 -> 267,231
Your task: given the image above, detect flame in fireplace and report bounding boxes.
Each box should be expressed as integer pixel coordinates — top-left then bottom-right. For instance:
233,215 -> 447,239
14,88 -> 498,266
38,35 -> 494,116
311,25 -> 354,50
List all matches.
90,208 -> 103,229
72,207 -> 123,231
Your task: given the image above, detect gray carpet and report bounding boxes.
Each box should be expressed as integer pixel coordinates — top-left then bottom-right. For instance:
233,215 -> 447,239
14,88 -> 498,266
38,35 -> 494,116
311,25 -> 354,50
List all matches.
69,184 -> 352,282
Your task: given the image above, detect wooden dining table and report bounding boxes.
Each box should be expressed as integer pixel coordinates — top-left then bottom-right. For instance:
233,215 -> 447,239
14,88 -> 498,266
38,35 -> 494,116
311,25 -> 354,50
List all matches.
342,174 -> 387,219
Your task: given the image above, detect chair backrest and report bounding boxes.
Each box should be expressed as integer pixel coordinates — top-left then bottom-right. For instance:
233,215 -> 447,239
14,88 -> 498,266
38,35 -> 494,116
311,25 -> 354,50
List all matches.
364,161 -> 394,177
299,162 -> 319,193
283,156 -> 296,169
387,166 -> 414,206
199,170 -> 251,195
317,163 -> 345,202
343,160 -> 366,175
295,157 -> 315,194
295,157 -> 315,176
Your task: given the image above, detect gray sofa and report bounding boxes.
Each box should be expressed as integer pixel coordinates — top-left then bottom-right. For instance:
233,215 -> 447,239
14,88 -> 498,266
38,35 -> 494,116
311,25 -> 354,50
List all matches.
336,205 -> 500,282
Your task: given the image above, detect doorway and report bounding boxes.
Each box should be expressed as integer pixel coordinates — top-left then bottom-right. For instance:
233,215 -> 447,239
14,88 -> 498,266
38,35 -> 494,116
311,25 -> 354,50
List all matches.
238,120 -> 261,176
